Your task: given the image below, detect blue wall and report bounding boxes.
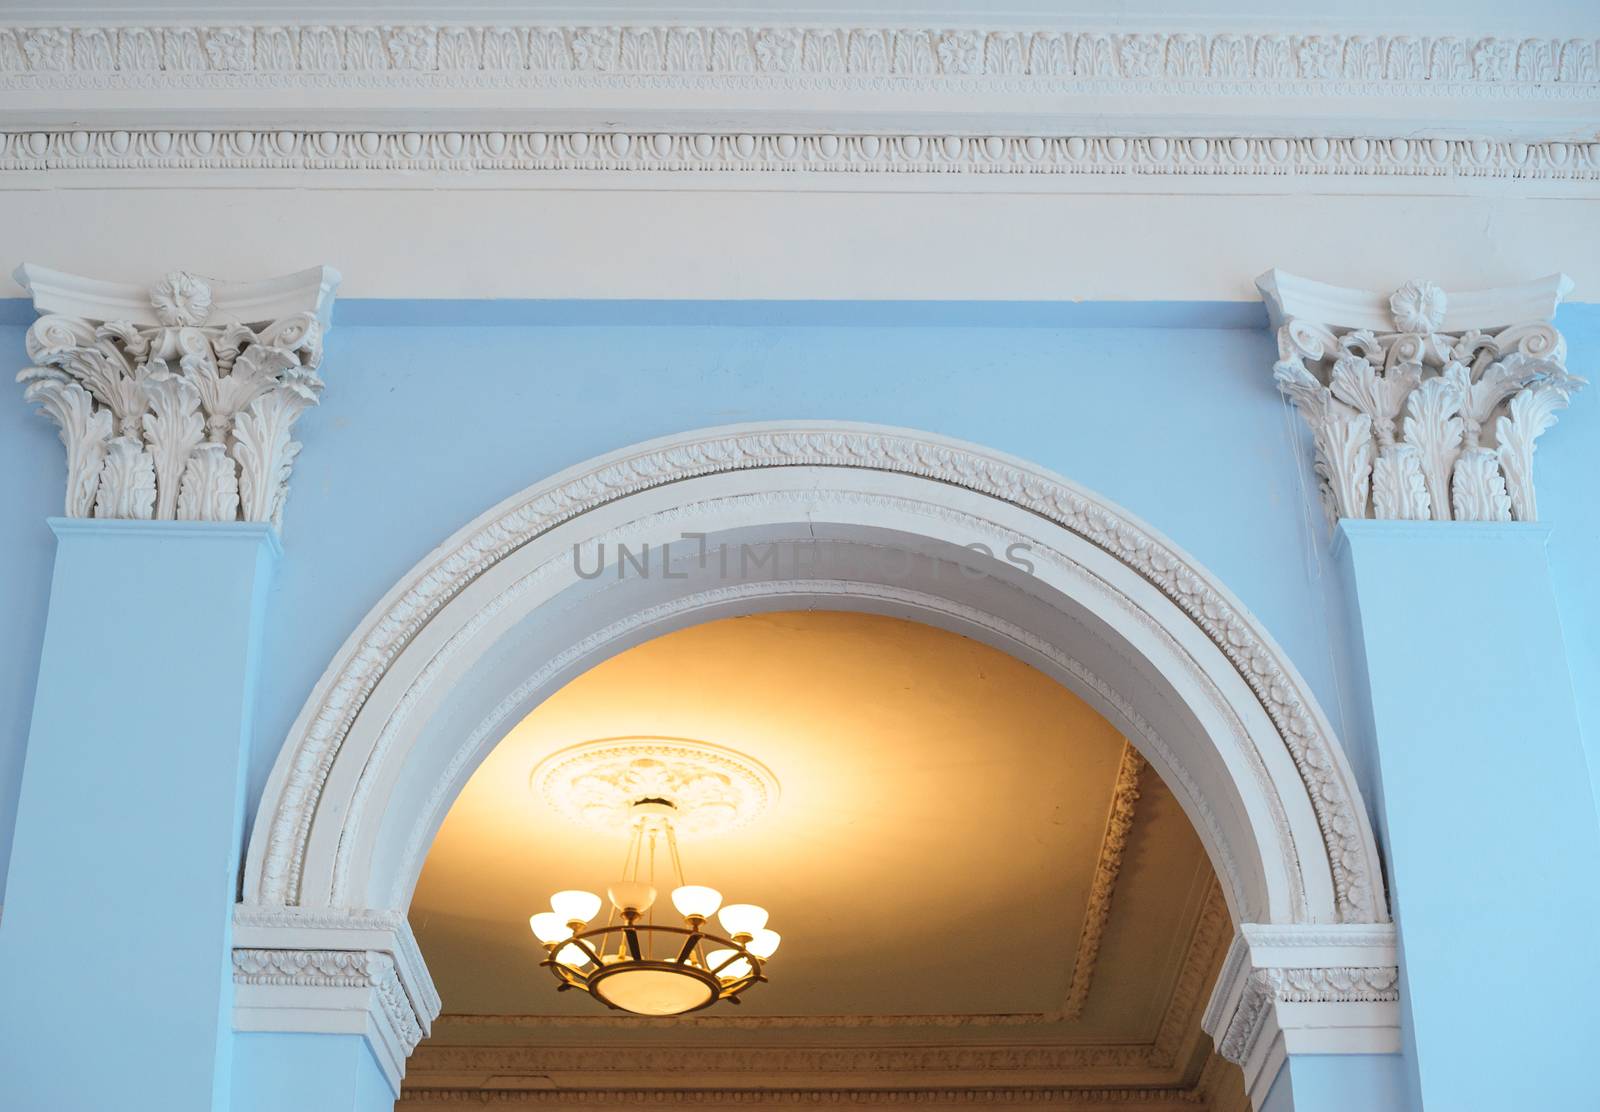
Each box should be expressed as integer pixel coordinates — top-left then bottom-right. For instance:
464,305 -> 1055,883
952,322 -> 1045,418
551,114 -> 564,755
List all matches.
1,299 -> 1597,900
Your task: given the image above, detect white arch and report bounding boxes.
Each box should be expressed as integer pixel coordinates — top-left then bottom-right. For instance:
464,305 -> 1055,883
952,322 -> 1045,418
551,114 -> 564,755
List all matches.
243,422 -> 1386,930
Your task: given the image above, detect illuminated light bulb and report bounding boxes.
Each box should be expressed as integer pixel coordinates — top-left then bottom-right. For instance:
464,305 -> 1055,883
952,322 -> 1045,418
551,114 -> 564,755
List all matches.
747,928 -> 781,959
671,885 -> 723,921
554,942 -> 593,968
529,912 -> 573,944
718,903 -> 768,938
704,949 -> 753,981
607,881 -> 658,914
550,890 -> 602,924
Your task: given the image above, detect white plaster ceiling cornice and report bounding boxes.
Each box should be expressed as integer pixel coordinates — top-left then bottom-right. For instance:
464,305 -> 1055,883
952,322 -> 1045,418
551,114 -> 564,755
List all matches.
0,14 -> 1595,193
0,21 -> 1591,132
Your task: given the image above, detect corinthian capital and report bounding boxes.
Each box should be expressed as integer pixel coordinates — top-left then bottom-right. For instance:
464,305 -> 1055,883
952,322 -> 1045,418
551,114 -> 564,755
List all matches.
15,263 -> 340,527
1259,270 -> 1584,524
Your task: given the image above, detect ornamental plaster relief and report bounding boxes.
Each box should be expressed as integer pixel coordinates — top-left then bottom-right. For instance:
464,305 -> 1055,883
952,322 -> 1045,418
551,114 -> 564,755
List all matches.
248,427 -> 1377,929
2,130 -> 1596,185
1,18 -> 1594,192
1064,742 -> 1148,1020
1262,270 -> 1584,524
0,24 -> 1592,92
232,905 -> 441,1092
1200,923 -> 1400,1106
14,263 -> 338,526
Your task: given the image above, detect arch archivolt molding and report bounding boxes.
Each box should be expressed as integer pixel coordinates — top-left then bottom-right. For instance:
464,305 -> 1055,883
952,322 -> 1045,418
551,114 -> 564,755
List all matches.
247,423 -> 1377,923
234,423 -> 1399,1096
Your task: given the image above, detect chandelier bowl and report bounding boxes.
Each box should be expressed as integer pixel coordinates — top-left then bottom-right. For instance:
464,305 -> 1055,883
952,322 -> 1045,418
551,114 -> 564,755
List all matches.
542,922 -> 765,1017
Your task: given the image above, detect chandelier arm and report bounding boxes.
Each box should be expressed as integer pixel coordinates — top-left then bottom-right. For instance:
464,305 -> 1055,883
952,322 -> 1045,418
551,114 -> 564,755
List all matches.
673,933 -> 701,965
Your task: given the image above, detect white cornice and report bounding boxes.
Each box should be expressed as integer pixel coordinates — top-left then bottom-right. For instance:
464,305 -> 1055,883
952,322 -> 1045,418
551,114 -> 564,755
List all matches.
0,130 -> 1596,194
0,19 -> 1594,190
0,22 -> 1594,148
0,22 -> 1592,100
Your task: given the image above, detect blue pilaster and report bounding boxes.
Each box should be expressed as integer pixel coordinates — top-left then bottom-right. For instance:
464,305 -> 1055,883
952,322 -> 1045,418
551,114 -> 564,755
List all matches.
0,520 -> 279,1112
232,1033 -> 394,1112
1336,520 -> 1600,1111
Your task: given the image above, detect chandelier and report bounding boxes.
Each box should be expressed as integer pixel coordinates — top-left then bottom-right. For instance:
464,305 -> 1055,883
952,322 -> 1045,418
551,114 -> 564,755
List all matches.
528,795 -> 779,1016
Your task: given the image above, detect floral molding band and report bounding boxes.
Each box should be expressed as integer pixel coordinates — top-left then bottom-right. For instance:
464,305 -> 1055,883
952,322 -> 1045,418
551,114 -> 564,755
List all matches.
0,24 -> 1594,91
15,264 -> 340,526
1260,270 -> 1585,524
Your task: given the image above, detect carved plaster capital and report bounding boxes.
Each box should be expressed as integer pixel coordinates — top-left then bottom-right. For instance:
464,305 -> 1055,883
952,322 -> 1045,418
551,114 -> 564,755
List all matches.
231,904 -> 440,1093
1201,923 -> 1399,1108
1260,269 -> 1584,525
15,263 -> 340,527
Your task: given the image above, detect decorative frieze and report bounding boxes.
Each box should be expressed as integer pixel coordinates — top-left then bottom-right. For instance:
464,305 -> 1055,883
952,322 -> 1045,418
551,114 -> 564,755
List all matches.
0,24 -> 1593,92
15,263 -> 339,527
3,130 -> 1598,184
1261,270 -> 1585,524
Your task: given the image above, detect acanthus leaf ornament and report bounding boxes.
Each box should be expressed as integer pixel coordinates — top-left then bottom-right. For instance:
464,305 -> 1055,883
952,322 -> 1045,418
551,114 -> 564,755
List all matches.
14,264 -> 339,527
1260,270 -> 1584,523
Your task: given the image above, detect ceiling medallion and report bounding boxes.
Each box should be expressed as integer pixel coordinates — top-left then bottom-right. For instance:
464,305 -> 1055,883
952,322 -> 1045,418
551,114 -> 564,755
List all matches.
530,736 -> 779,839
527,739 -> 781,1017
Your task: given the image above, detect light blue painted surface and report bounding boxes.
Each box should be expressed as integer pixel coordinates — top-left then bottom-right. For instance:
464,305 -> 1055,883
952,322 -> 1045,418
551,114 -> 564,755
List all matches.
1260,1066 -> 1294,1112
0,299 -> 1596,1112
2,299 -> 1596,892
0,520 -> 278,1112
1337,521 -> 1600,1111
232,1033 -> 394,1112
1260,1054 -> 1410,1112
241,306 -> 1358,850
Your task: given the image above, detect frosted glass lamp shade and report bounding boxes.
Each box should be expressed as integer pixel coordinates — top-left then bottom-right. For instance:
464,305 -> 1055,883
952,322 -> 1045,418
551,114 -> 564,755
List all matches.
671,885 -> 723,920
554,942 -> 593,968
704,949 -> 754,981
747,928 -> 781,958
593,968 -> 715,1016
718,903 -> 768,938
529,912 -> 573,944
607,881 -> 658,914
551,890 -> 602,924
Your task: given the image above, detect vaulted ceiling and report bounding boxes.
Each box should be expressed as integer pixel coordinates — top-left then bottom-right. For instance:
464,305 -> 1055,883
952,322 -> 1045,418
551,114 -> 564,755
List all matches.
404,612 -> 1245,1110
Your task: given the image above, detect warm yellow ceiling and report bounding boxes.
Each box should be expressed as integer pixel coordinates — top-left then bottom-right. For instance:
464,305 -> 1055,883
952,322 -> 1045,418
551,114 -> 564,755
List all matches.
405,611 -> 1236,1106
